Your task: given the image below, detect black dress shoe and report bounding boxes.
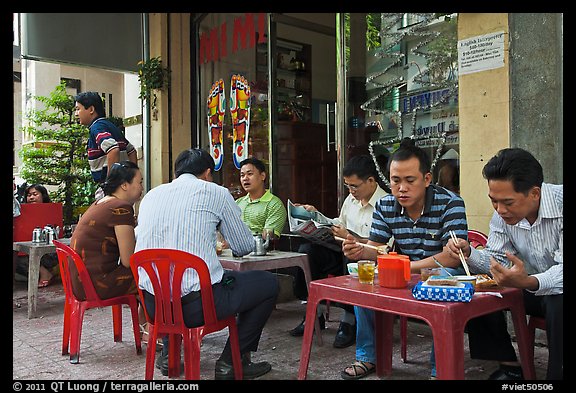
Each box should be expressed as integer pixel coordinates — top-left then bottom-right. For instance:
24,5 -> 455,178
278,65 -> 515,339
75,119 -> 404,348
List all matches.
488,366 -> 524,380
289,314 -> 326,337
215,353 -> 272,380
333,321 -> 356,348
155,353 -> 184,377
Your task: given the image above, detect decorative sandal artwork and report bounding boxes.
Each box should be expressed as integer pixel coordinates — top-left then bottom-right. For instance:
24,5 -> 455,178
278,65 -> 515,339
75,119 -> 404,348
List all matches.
230,74 -> 251,169
207,75 -> 252,171
207,79 -> 226,171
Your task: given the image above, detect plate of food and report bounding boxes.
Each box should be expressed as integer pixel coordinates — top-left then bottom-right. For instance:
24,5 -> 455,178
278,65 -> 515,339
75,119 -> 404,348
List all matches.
453,275 -> 478,286
452,274 -> 498,288
474,274 -> 498,288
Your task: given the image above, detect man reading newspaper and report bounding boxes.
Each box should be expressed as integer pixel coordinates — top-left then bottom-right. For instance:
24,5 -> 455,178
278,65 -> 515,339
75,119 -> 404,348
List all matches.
288,155 -> 388,349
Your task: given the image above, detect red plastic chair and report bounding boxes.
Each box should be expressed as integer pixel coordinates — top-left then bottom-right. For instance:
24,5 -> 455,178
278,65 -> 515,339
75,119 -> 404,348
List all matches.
130,248 -> 243,380
399,230 -> 489,362
468,229 -> 488,249
53,240 -> 142,364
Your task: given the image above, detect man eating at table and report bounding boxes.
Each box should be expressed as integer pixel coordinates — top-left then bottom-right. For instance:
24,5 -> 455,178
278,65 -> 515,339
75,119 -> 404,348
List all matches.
341,138 -> 468,379
135,148 -> 279,379
446,148 -> 562,380
289,154 -> 388,349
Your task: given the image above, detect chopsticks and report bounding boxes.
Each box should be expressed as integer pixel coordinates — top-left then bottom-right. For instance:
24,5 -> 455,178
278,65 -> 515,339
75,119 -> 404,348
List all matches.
432,257 -> 453,276
334,236 -> 382,252
449,230 -> 471,276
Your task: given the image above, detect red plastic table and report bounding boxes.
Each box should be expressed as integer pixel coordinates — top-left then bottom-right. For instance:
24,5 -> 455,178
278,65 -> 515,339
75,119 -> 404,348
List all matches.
218,249 -> 324,345
298,274 -> 535,380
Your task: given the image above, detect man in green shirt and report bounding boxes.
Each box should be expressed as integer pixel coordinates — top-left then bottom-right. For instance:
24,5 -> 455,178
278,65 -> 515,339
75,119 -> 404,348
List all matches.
236,157 -> 287,241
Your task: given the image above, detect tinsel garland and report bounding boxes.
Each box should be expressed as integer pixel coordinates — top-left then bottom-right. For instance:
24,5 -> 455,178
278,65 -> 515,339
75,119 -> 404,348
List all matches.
362,13 -> 458,189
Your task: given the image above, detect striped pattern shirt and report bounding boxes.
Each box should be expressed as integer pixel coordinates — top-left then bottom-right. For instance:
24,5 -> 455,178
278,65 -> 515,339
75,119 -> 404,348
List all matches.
235,190 -> 287,237
468,183 -> 563,296
370,184 -> 468,261
135,174 -> 254,296
87,118 -> 136,183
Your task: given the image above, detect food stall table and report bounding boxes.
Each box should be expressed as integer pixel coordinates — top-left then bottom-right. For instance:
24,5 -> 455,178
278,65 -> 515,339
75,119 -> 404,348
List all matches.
298,274 -> 535,380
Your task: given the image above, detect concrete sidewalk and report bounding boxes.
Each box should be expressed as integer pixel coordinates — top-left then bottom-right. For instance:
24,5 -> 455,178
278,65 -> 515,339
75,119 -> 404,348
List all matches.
13,277 -> 550,381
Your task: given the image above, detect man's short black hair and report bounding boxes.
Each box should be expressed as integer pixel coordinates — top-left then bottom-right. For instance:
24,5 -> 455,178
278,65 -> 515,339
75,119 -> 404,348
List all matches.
388,137 -> 431,175
75,91 -> 106,118
342,155 -> 377,180
482,148 -> 543,194
174,148 -> 215,177
238,157 -> 266,173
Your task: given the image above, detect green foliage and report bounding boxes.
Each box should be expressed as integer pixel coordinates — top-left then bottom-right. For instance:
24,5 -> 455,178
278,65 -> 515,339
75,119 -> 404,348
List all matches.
108,116 -> 125,136
19,81 -> 96,224
343,14 -> 381,71
137,56 -> 171,109
365,14 -> 382,51
425,17 -> 458,85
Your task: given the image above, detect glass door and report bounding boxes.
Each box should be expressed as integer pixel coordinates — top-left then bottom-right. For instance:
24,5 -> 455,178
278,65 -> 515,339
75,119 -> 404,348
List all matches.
270,14 -> 339,218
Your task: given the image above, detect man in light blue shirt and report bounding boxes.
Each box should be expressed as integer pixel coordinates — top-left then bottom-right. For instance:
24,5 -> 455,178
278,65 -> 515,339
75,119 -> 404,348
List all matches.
448,148 -> 562,380
135,148 -> 279,380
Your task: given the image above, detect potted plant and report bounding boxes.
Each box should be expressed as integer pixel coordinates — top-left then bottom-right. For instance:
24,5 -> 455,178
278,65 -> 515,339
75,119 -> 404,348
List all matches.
137,56 -> 171,114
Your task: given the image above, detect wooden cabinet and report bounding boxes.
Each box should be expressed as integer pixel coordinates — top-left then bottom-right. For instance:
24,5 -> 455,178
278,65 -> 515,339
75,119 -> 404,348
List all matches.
274,121 -> 338,219
257,38 -> 312,122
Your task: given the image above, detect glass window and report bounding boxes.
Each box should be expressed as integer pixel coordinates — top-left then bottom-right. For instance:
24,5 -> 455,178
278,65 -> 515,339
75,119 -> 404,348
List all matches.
344,13 -> 459,193
198,13 -> 270,196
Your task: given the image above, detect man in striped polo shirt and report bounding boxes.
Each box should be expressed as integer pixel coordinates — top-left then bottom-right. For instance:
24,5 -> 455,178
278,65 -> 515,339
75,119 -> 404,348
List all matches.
447,148 -> 562,380
75,92 -> 137,199
235,157 -> 287,241
341,138 -> 468,379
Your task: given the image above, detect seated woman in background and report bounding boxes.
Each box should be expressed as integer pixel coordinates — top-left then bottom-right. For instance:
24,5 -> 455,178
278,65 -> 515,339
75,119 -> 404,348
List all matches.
68,161 -> 149,343
25,184 -> 51,204
69,161 -> 142,301
15,184 -> 59,287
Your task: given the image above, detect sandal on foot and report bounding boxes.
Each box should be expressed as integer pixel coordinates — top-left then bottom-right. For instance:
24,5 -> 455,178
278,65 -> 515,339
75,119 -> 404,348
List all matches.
340,361 -> 376,380
140,323 -> 163,352
38,276 -> 55,288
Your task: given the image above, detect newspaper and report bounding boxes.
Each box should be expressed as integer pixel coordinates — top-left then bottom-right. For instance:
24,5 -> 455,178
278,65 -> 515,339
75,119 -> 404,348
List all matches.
287,199 -> 342,252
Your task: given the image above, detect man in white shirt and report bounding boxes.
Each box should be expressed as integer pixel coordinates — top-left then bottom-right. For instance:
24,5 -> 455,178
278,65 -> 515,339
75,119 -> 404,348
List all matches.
135,148 -> 279,380
448,148 -> 562,380
290,155 -> 388,349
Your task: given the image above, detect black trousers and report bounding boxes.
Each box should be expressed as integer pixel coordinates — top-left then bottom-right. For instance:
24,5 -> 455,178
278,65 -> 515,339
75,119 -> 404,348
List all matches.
293,242 -> 354,314
143,269 -> 279,361
466,291 -> 563,380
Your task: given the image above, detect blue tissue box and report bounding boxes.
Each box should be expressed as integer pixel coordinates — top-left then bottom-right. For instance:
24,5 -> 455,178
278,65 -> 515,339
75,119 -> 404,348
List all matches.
412,281 -> 475,302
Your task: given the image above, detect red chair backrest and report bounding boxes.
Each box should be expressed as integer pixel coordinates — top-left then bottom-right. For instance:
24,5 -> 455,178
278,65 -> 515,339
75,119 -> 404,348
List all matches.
468,229 -> 488,249
130,249 -> 218,330
53,240 -> 101,302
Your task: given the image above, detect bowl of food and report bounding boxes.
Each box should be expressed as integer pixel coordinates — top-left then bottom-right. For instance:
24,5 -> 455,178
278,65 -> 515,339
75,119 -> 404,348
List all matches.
347,262 -> 359,277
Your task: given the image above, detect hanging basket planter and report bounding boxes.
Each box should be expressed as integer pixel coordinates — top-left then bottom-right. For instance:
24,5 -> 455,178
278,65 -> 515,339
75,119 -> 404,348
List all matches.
137,56 -> 171,112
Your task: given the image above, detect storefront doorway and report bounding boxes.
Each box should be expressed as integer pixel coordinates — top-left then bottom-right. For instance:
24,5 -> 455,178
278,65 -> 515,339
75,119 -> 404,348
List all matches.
195,13 -> 460,222
196,13 -> 340,218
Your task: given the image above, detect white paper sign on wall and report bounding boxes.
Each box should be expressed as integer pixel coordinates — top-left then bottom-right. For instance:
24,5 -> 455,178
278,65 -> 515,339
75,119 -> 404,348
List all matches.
458,31 -> 505,75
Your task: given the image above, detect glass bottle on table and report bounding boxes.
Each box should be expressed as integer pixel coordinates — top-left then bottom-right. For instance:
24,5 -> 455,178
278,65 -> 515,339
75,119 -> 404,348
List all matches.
263,228 -> 275,251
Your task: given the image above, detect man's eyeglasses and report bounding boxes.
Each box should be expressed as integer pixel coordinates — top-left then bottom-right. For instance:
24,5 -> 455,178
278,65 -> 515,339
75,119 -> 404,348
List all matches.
344,180 -> 366,191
